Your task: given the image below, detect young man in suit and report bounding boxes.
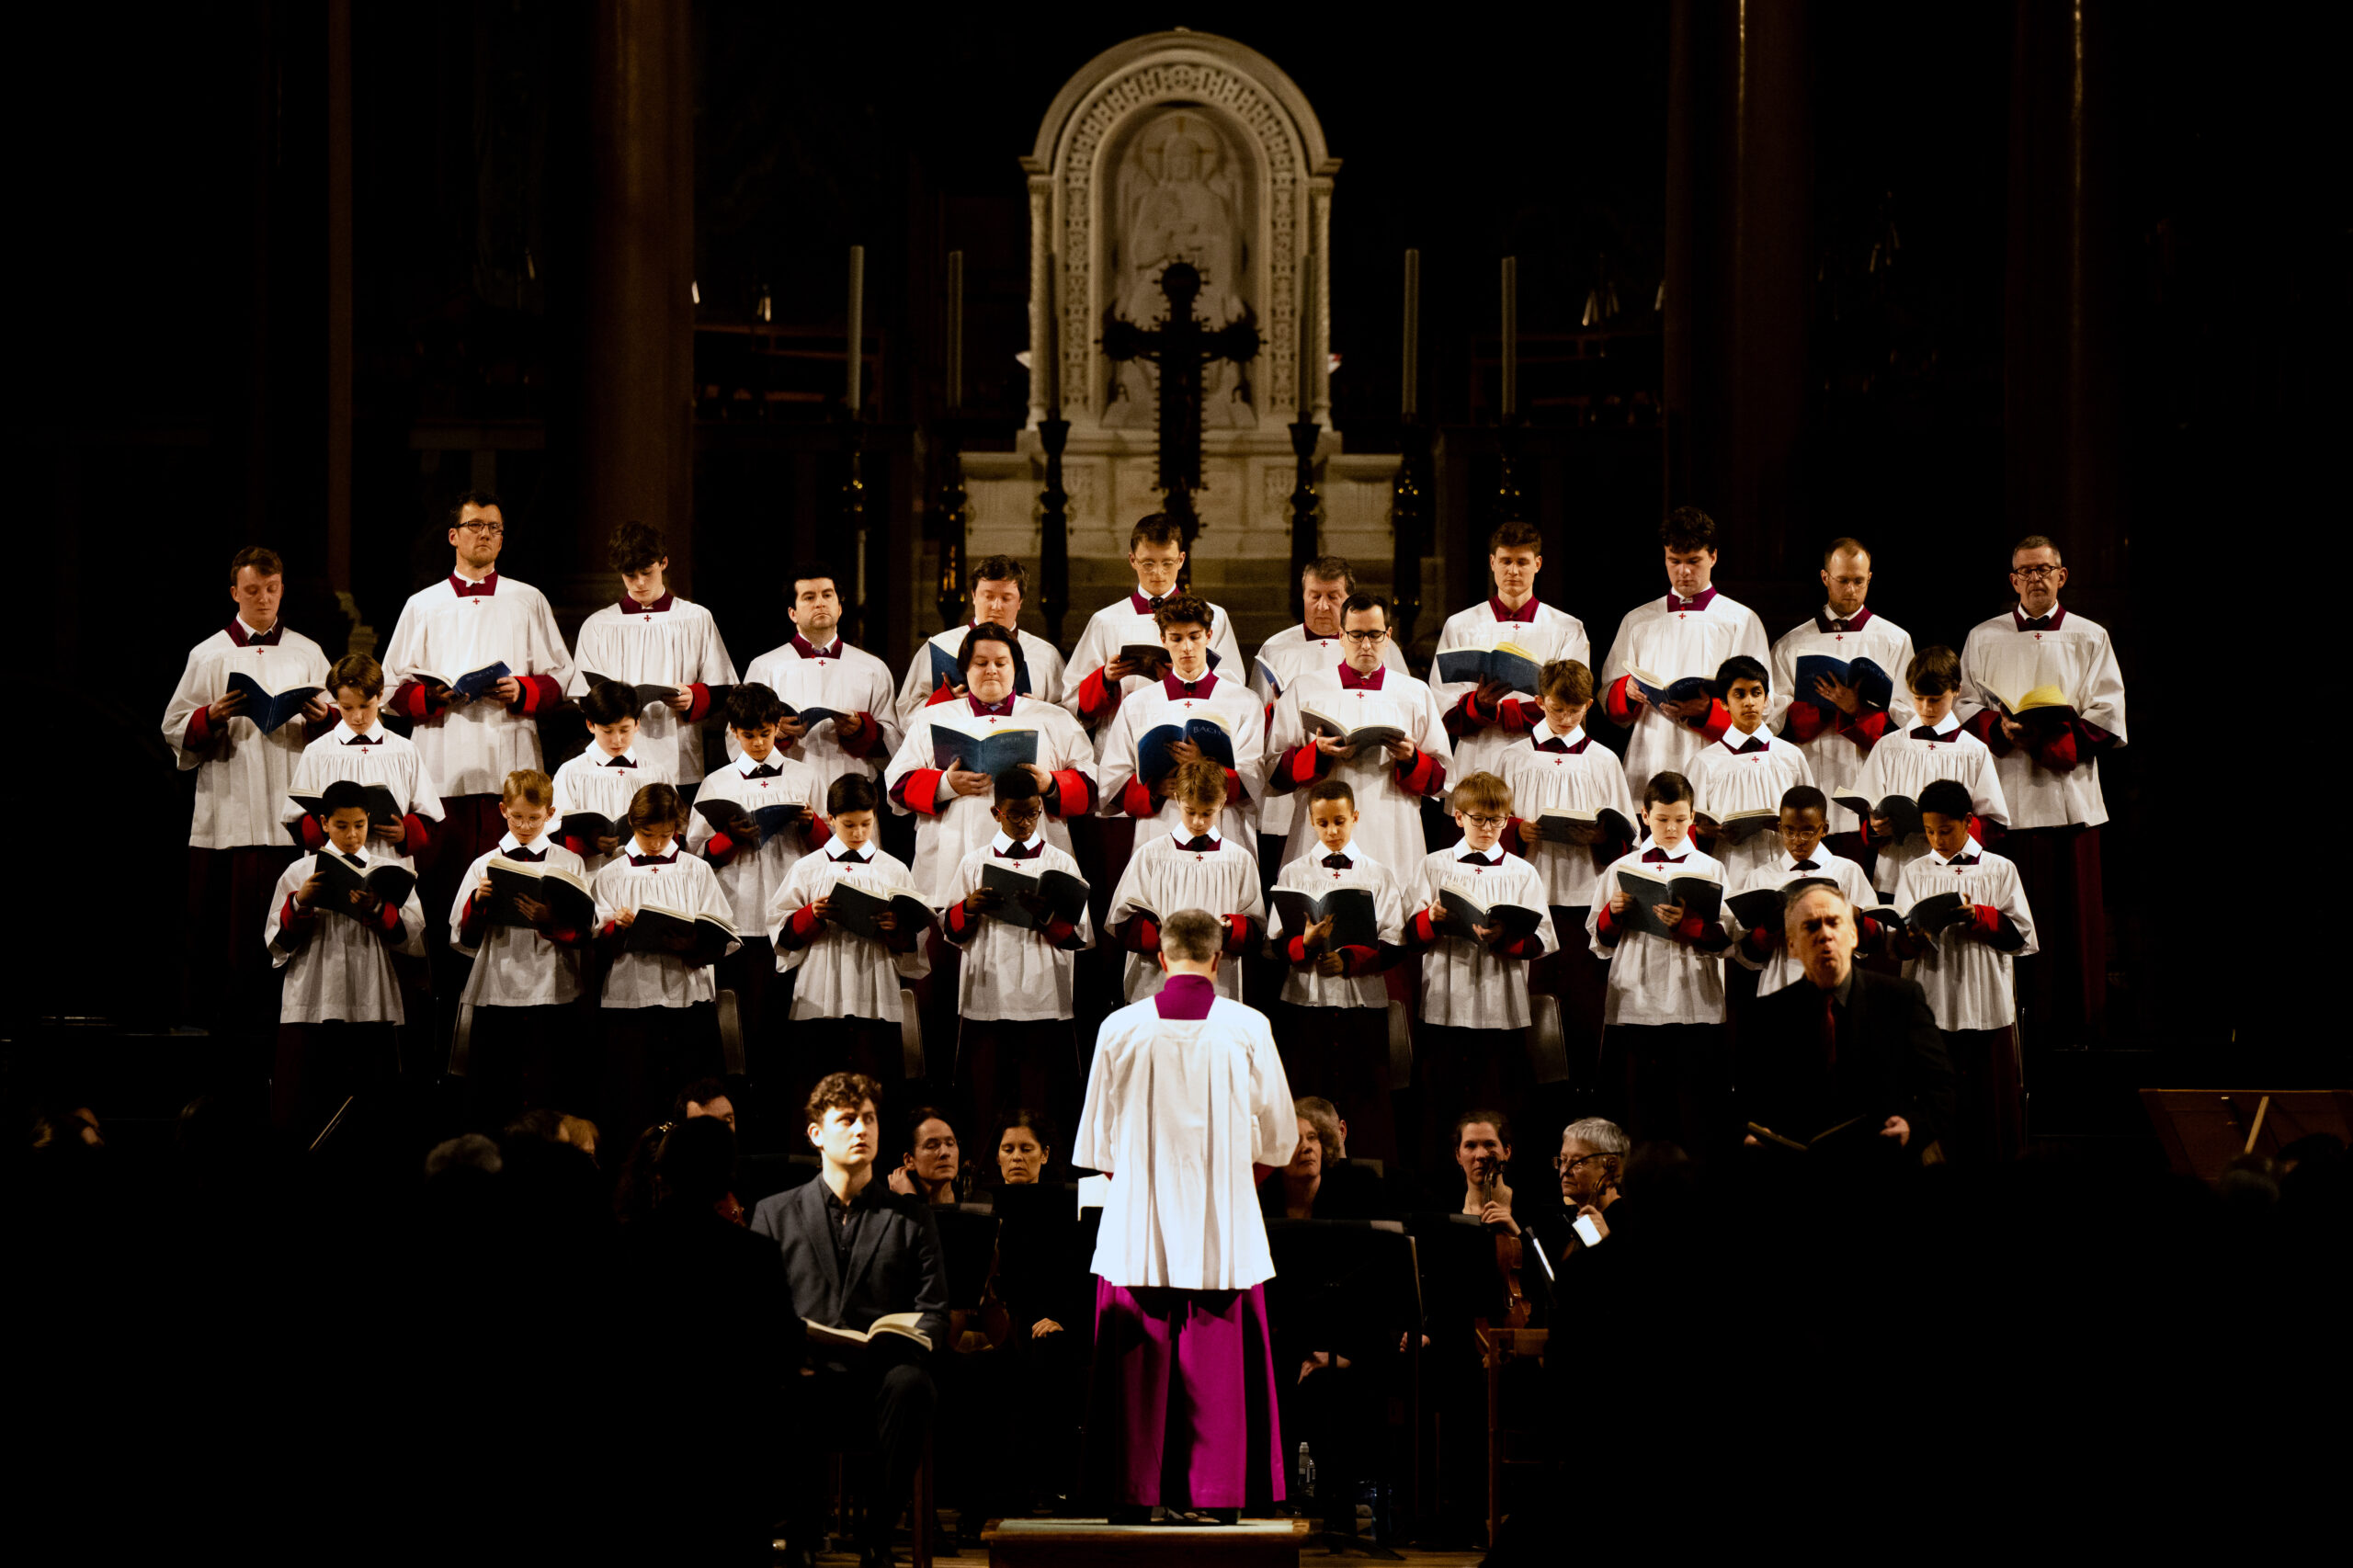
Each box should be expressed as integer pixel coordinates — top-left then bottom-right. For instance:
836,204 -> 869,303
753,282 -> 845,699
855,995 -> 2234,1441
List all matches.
750,1073 -> 949,1568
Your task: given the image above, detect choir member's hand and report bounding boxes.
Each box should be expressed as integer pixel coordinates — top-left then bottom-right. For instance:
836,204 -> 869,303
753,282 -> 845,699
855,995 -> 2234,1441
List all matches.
474,874 -> 495,902
1813,672 -> 1861,715
1575,1202 -> 1609,1242
596,835 -> 621,857
1658,694 -> 1713,723
1750,925 -> 1779,949
806,895 -> 833,921
349,889 -> 381,917
1998,716 -> 2028,744
1517,819 -> 1542,850
1312,733 -> 1351,757
1473,676 -> 1514,716
1608,890 -> 1631,915
1018,762 -> 1055,796
512,892 -> 549,925
775,714 -> 810,744
1473,921 -> 1503,946
1301,915 -> 1335,954
1426,904 -> 1449,926
208,687 -> 251,723
1383,737 -> 1416,764
1299,1351 -> 1336,1383
833,710 -> 865,737
1653,901 -> 1687,932
372,817 -> 406,845
301,694 -> 335,724
1622,680 -> 1650,710
940,682 -> 968,700
1314,951 -> 1349,977
1167,738 -> 1203,767
945,761 -> 993,798
1102,655 -> 1140,683
426,681 -> 460,708
962,887 -> 1003,915
1479,1199 -> 1519,1235
1867,812 -> 1895,845
662,687 -> 693,713
1880,1115 -> 1911,1146
872,911 -> 897,933
885,1166 -> 918,1197
612,907 -> 637,928
295,872 -> 325,909
1017,892 -> 1053,922
493,676 -> 523,706
1032,1319 -> 1064,1338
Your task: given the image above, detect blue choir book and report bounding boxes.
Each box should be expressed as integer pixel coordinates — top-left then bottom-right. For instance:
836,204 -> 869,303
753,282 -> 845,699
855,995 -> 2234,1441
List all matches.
224,671 -> 324,734
928,640 -> 1033,696
692,796 -> 808,850
1137,713 -> 1236,782
1433,642 -> 1543,695
414,662 -> 512,702
930,720 -> 1040,778
1626,665 -> 1712,709
1790,654 -> 1893,715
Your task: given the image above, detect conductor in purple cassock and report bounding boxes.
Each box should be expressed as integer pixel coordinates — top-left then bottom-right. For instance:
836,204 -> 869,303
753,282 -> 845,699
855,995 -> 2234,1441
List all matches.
1073,906 -> 1299,1523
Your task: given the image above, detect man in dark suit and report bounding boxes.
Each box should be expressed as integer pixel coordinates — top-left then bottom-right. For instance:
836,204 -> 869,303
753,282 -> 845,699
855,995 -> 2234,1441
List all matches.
751,1072 -> 949,1568
1742,881 -> 1954,1160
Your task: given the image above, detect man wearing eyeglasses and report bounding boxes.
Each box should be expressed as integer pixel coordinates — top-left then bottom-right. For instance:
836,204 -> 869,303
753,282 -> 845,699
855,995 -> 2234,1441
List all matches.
1248,555 -> 1408,868
1954,535 -> 2128,1042
380,490 -> 574,925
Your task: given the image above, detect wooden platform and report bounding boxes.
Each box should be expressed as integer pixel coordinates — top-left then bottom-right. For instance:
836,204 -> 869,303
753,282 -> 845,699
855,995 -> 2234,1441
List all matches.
982,1516 -> 1309,1568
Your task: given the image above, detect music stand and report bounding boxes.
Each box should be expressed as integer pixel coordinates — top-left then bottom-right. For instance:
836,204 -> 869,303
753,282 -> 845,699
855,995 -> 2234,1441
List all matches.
2140,1088 -> 2353,1180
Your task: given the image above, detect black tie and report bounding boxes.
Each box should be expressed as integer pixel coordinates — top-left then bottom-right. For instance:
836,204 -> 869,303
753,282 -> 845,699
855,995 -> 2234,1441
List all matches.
745,763 -> 781,778
1180,835 -> 1217,853
503,846 -> 546,863
2020,617 -> 2052,631
1145,595 -> 1165,610
1949,854 -> 1979,867
1322,855 -> 1350,869
343,853 -> 366,868
1733,737 -> 1768,755
835,850 -> 870,865
1460,852 -> 1495,865
344,735 -> 381,746
1791,859 -> 1819,870
1911,726 -> 1946,741
1829,619 -> 1850,632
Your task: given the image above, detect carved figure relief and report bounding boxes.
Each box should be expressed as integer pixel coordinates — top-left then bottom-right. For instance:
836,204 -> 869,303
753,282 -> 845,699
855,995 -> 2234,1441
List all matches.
1104,108 -> 1256,430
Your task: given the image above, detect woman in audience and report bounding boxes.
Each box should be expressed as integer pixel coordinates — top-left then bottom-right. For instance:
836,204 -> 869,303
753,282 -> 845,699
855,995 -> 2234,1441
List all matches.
983,1110 -> 1087,1511
888,1104 -> 967,1206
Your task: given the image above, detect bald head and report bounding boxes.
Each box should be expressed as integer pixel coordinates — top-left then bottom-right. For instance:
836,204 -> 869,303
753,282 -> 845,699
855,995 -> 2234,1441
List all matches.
1785,884 -> 1859,990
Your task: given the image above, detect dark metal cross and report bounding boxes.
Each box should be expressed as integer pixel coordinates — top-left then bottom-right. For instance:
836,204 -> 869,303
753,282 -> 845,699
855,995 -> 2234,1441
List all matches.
1101,261 -> 1260,545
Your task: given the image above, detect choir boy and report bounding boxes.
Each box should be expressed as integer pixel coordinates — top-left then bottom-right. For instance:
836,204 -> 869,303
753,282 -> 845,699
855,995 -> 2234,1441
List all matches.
1503,659 -> 1637,1082
1686,655 -> 1815,883
593,782 -> 739,1140
263,778 -> 428,1130
770,776 -> 930,1091
738,563 -> 902,806
566,521 -> 738,790
1586,770 -> 1738,1156
1597,506 -> 1771,794
881,622 -> 1098,900
1888,778 -> 2037,1165
1074,908 -> 1296,1524
1427,519 -> 1592,778
165,545 -> 333,1031
687,683 -> 826,1075
894,552 -> 1068,725
1105,758 -> 1265,1003
448,768 -> 590,1129
1265,778 -> 1410,1164
1265,593 -> 1452,871
1061,513 -> 1244,736
1848,646 -> 2009,900
938,770 -> 1094,1144
1405,771 -> 1557,1159
1955,534 -> 2126,1042
379,490 -> 571,911
1768,538 -> 1917,848
554,679 -> 671,873
1248,555 -> 1410,868
1728,786 -> 1882,1002
282,653 -> 442,869
1096,596 -> 1267,846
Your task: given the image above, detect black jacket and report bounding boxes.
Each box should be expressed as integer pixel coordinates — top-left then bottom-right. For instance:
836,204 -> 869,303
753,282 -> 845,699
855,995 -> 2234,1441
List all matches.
1742,968 -> 1954,1152
750,1174 -> 950,1354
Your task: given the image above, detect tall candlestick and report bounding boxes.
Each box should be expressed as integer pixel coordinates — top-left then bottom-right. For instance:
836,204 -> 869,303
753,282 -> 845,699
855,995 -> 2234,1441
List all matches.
1402,248 -> 1420,420
1500,255 -> 1518,419
846,244 -> 865,413
1044,250 -> 1062,417
946,250 -> 964,410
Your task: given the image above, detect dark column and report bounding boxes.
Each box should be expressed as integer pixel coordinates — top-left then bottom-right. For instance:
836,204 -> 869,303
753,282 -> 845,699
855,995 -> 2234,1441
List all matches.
580,0 -> 693,595
1664,0 -> 1811,573
2005,0 -> 2120,578
325,0 -> 353,595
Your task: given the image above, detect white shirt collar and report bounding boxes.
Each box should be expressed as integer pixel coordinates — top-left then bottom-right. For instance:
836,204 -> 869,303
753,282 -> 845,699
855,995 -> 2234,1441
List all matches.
236,614 -> 278,637
496,831 -> 538,853
327,842 -> 374,865
1172,825 -> 1224,848
595,747 -> 640,767
630,835 -> 678,859
1931,835 -> 1984,867
1783,844 -> 1832,871
990,830 -> 1045,855
1722,724 -> 1768,751
339,721 -> 388,744
826,839 -> 874,861
1917,711 -> 1961,737
1460,841 -> 1506,864
736,750 -> 782,778
1542,723 -> 1586,746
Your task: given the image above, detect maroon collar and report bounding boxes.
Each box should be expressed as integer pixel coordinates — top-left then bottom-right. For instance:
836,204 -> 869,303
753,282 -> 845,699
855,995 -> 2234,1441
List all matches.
449,572 -> 498,598
1487,595 -> 1540,625
1665,586 -> 1718,614
1163,671 -> 1218,700
1533,733 -> 1589,755
1154,973 -> 1218,1020
226,618 -> 282,648
967,694 -> 1017,719
2012,604 -> 2067,632
1336,664 -> 1386,691
1641,846 -> 1688,863
792,632 -> 845,661
1129,589 -> 1174,615
1815,605 -> 1874,634
620,591 -> 675,615
627,847 -> 678,867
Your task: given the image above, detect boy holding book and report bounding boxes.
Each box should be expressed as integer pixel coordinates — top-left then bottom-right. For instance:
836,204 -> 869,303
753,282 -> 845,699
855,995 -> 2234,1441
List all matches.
1504,658 -> 1636,1082
1405,771 -> 1557,1160
1687,655 -> 1815,884
1264,778 -> 1410,1164
1728,786 -> 1882,1003
593,782 -> 740,1138
1586,770 -> 1737,1156
1597,506 -> 1771,795
1887,778 -> 2037,1165
1427,519 -> 1592,778
689,683 -> 827,1077
554,679 -> 672,873
566,521 -> 738,788
1848,646 -> 2009,900
939,770 -> 1094,1144
1105,758 -> 1265,1004
283,653 -> 442,869
771,776 -> 932,1093
1096,596 -> 1267,847
449,768 -> 592,1129
1062,514 -> 1243,735
264,778 -> 429,1130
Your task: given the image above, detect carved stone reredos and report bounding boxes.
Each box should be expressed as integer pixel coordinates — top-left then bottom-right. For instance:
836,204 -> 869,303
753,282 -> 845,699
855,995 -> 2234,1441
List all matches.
1022,30 -> 1338,455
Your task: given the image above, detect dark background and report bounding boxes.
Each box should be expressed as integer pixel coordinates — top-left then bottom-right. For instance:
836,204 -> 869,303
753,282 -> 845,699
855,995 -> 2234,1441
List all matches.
18,5 -> 2337,1081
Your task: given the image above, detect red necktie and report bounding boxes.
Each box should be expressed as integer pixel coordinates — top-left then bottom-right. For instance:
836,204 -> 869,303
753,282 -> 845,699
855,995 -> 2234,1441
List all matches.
1821,990 -> 1838,1067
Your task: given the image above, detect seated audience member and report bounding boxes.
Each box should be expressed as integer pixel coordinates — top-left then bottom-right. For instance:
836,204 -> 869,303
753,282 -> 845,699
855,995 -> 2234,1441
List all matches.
888,1106 -> 965,1207
986,1109 -> 1089,1509
751,1074 -> 947,1568
1260,1096 -> 1392,1220
676,1076 -> 737,1132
